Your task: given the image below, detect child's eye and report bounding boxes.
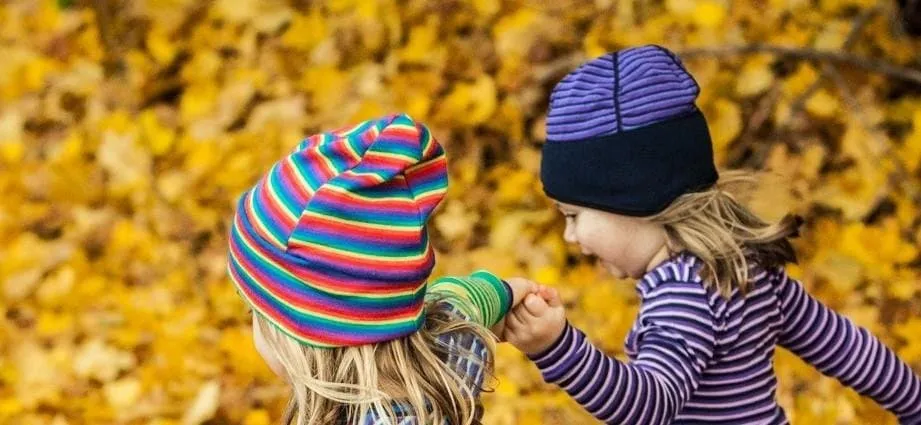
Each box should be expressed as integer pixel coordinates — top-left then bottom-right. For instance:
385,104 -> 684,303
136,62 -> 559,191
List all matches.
563,213 -> 577,220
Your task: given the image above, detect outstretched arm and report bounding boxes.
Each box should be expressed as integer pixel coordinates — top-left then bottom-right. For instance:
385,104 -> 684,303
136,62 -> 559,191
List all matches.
776,271 -> 921,423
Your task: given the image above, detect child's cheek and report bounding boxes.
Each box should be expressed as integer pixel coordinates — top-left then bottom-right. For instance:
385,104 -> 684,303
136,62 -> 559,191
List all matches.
252,319 -> 286,377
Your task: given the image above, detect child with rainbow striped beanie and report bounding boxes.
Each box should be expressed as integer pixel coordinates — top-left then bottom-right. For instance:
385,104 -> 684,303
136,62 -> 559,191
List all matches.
226,114 -> 534,424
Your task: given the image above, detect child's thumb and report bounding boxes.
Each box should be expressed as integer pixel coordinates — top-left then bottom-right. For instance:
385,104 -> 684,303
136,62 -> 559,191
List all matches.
522,293 -> 549,316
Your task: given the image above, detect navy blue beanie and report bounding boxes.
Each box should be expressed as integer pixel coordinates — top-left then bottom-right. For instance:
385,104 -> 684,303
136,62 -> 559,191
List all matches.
541,45 -> 719,217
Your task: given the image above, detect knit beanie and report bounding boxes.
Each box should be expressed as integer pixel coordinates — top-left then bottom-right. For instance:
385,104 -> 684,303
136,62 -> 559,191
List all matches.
227,114 -> 448,348
541,45 -> 719,216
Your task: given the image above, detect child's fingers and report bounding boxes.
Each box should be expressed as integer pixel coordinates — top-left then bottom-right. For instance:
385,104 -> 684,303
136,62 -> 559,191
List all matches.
505,307 -> 527,331
505,277 -> 537,307
502,325 -> 525,349
489,320 -> 507,341
537,285 -> 552,301
542,287 -> 563,308
522,293 -> 549,317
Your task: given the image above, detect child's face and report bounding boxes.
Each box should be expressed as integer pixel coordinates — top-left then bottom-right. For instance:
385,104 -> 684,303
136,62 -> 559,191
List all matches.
252,315 -> 286,377
556,202 -> 669,279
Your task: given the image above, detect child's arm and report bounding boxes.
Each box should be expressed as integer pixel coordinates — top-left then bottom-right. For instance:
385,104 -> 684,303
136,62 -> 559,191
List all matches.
776,271 -> 921,422
428,271 -> 536,329
427,270 -> 513,328
506,282 -> 716,425
424,272 -> 534,404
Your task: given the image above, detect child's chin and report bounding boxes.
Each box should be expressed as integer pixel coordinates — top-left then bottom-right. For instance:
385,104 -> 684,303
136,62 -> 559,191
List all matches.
599,261 -> 626,279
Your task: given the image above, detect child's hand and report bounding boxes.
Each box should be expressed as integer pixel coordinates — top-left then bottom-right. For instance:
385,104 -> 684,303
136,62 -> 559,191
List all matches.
490,277 -> 539,339
505,277 -> 538,307
504,286 -> 567,356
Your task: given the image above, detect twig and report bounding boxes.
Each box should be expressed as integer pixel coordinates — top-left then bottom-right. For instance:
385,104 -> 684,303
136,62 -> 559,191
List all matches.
730,82 -> 782,166
142,77 -> 184,107
897,0 -> 921,36
747,84 -> 783,136
89,0 -> 117,67
784,6 -> 881,126
826,65 -> 921,205
677,44 -> 921,85
730,7 -> 880,164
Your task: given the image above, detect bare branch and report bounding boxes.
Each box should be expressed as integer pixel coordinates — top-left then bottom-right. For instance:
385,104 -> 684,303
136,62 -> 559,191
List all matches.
678,44 -> 921,85
784,6 -> 882,125
826,65 -> 921,205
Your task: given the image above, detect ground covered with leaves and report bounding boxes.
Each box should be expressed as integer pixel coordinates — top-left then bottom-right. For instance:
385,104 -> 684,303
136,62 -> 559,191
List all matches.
1,0 -> 921,424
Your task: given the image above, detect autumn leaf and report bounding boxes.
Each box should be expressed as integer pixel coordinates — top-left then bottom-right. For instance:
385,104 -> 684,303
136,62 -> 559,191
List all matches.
436,75 -> 498,127
706,98 -> 742,163
805,89 -> 840,118
900,109 -> 921,171
183,380 -> 221,425
399,17 -> 445,65
243,409 -> 272,425
692,1 -> 727,29
281,9 -> 328,52
3,0 -> 921,423
72,338 -> 137,382
735,55 -> 775,97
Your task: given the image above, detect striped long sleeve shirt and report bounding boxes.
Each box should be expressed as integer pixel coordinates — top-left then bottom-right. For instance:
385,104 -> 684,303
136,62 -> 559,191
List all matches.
362,270 -> 511,425
530,253 -> 921,424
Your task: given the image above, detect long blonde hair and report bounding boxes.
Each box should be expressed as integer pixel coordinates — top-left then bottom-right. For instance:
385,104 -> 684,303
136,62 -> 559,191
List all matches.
648,170 -> 803,297
255,298 -> 495,425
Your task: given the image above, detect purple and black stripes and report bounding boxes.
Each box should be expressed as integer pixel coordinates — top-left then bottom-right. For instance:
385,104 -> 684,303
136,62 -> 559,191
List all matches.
540,45 -> 718,217
546,45 -> 699,142
530,253 -> 921,425
547,54 -> 619,142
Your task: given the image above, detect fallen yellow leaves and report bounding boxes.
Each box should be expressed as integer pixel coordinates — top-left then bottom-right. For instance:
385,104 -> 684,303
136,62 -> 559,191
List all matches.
1,0 -> 920,424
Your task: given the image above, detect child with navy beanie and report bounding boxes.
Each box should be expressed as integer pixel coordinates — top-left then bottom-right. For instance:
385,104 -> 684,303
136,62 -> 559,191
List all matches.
498,46 -> 921,424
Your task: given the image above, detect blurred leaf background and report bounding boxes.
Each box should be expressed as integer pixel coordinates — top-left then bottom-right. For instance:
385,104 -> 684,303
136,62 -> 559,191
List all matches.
1,0 -> 921,424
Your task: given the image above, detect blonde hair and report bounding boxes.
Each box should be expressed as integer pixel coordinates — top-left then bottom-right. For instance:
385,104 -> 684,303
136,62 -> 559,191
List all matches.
255,298 -> 495,425
648,170 -> 803,297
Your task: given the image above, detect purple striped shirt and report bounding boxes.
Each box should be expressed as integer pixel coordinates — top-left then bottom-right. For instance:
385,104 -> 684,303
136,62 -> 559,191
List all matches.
530,253 -> 921,424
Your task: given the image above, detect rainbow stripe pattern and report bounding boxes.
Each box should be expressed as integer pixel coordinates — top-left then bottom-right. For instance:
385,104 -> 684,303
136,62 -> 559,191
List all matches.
227,114 -> 448,347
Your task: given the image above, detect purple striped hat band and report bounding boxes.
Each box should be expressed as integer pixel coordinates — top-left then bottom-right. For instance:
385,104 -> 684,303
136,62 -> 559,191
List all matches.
541,45 -> 718,216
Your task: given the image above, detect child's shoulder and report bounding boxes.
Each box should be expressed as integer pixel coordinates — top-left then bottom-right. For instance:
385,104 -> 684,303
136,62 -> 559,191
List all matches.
635,253 -> 711,307
639,252 -> 706,289
637,252 -> 787,300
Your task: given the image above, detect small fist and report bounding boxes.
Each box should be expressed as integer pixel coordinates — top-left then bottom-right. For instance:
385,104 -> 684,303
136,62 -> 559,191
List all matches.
490,277 -> 539,338
503,286 -> 567,356
504,277 -> 539,307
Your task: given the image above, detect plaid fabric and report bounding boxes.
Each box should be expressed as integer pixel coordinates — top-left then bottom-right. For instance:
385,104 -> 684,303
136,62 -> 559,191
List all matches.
361,302 -> 490,425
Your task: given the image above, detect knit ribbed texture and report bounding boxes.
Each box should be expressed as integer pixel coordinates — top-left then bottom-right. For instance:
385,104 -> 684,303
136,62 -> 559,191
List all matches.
528,254 -> 921,424
546,45 -> 699,141
227,114 -> 448,347
427,270 -> 512,328
541,45 -> 718,216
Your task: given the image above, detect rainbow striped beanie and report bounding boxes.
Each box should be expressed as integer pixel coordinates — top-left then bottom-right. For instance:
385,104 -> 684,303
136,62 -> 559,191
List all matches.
227,114 -> 448,347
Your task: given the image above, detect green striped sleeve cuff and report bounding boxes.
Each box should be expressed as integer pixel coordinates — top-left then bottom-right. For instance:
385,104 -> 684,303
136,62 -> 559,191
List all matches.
428,270 -> 512,327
